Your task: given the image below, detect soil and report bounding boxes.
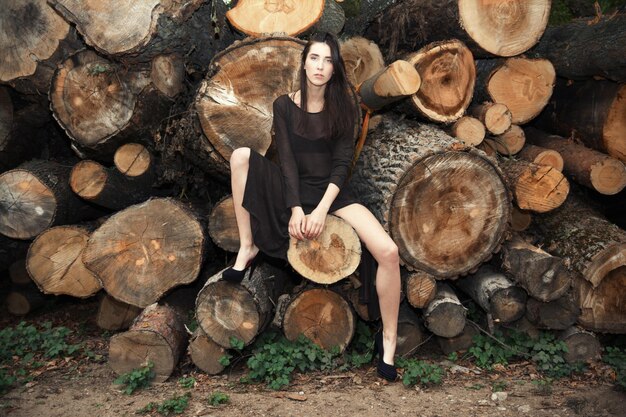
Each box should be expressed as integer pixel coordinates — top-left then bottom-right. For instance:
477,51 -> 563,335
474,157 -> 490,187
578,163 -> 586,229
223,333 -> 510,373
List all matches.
1,298 -> 624,417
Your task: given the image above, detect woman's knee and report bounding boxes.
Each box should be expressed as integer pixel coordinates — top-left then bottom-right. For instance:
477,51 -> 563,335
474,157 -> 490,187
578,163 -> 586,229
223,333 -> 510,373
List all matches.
376,241 -> 399,266
230,147 -> 251,169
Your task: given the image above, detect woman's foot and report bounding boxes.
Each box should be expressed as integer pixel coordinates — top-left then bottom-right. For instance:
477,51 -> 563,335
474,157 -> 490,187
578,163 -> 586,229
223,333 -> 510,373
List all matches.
375,330 -> 397,382
232,244 -> 259,271
223,245 -> 260,284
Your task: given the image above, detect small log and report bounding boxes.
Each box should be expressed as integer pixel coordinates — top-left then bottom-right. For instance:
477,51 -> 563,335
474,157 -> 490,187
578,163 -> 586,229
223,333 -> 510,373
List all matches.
437,322 -> 479,355
358,60 -> 421,111
96,294 -> 142,331
405,270 -> 437,309
559,326 -> 601,364
342,275 -> 376,322
277,287 -> 355,352
499,158 -> 569,213
486,125 -> 525,156
524,127 -> 626,196
113,143 -> 155,179
226,0 -> 324,37
423,283 -> 466,338
196,262 -> 289,348
396,302 -> 427,357
9,259 -> 32,286
6,287 -> 46,316
208,195 -> 239,253
312,0 -> 345,35
517,144 -> 564,172
70,160 -> 156,210
510,206 -> 532,232
151,54 -> 185,98
188,328 -> 227,375
0,160 -> 102,240
534,79 -> 626,163
475,58 -> 555,124
456,265 -> 527,324
525,291 -> 579,330
402,40 -> 476,123
500,234 -> 571,302
83,198 -> 206,308
450,116 -> 485,146
108,303 -> 187,383
287,215 -> 361,284
340,37 -> 385,88
26,224 -> 101,298
469,102 -> 511,135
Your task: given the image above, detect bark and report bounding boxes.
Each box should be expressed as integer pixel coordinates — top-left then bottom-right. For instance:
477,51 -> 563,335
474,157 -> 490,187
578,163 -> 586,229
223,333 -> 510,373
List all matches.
526,291 -> 580,330
396,302 -> 427,356
287,215 -> 361,284
358,60 -> 420,111
351,114 -> 510,278
423,283 -> 466,338
559,326 -> 601,364
226,0 -> 324,36
450,116 -> 485,146
517,144 -> 564,172
188,328 -> 227,375
83,198 -> 207,308
468,102 -> 511,136
208,195 -> 239,253
108,303 -> 187,383
312,0 -> 346,35
341,0 -> 400,36
96,294 -> 142,331
405,270 -> 437,308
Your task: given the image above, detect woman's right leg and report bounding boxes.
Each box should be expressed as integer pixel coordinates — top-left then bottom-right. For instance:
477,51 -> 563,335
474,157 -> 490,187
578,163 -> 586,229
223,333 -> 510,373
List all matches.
230,147 -> 259,270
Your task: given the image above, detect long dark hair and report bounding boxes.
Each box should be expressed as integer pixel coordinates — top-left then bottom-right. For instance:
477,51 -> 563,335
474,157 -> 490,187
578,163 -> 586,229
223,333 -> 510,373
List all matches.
299,32 -> 357,139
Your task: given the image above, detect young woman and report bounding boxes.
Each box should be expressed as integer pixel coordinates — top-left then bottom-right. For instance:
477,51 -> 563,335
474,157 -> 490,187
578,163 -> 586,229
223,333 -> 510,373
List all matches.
226,32 -> 401,381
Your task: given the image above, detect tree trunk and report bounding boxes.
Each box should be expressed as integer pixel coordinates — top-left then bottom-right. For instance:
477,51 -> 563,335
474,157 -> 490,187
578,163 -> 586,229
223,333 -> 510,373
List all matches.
366,0 -> 551,58
287,215 -> 361,284
530,14 -> 626,83
108,303 -> 187,383
225,0 -> 325,37
450,116 -> 485,146
188,328 -> 227,375
351,115 -> 510,278
274,286 -> 355,353
499,158 -> 569,213
437,322 -> 479,355
0,160 -> 103,240
208,195 -> 239,252
524,127 -> 626,195
83,198 -> 207,308
196,262 -> 289,348
517,144 -> 564,173
96,294 -> 142,331
70,160 -> 158,210
475,58 -> 555,124
500,234 -> 571,302
26,224 -> 102,298
456,265 -> 527,323
340,36 -> 385,88
532,192 -> 626,333
533,79 -> 626,164
396,302 -> 427,356
405,269 -> 437,309
525,291 -> 580,330
401,40 -> 475,123
469,102 -> 511,135
559,326 -> 601,364
423,283 -> 466,338
358,60 -> 421,111
6,286 -> 46,316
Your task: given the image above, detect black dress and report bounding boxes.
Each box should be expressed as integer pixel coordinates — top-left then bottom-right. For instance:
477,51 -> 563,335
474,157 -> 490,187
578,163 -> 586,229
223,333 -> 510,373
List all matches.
242,94 -> 358,261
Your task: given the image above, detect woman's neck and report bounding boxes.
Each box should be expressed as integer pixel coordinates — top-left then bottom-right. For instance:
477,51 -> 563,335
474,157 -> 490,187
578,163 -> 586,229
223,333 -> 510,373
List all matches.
305,82 -> 326,112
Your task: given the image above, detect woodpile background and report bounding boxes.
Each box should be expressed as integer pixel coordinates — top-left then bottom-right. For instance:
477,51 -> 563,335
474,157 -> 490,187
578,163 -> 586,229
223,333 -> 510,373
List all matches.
1,0 -> 625,381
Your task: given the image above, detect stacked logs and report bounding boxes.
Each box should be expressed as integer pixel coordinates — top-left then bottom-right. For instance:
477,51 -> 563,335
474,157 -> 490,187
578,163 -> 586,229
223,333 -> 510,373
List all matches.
2,0 -> 623,382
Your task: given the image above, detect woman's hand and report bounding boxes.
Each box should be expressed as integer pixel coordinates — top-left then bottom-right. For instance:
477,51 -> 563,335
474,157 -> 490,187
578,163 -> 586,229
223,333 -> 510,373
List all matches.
304,207 -> 327,240
289,207 -> 306,240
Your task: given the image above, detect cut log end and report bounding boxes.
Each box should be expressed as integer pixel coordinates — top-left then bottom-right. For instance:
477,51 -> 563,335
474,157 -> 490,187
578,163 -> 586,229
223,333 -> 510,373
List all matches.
405,271 -> 437,308
70,160 -> 107,199
510,163 -> 570,213
151,54 -> 184,98
208,195 -> 239,252
376,60 -> 421,97
340,37 -> 385,88
604,84 -> 626,163
451,116 -> 485,146
560,326 -> 601,364
188,330 -> 227,375
590,158 -> 626,196
114,143 -> 152,177
482,103 -> 512,135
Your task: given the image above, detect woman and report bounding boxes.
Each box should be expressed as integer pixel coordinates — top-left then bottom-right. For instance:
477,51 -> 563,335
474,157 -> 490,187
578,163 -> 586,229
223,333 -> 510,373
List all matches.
226,32 -> 400,381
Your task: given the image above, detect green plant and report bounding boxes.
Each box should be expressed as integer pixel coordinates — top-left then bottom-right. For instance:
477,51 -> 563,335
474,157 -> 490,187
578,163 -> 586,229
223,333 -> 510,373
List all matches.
447,352 -> 458,363
114,362 -> 155,395
138,392 -> 191,415
603,346 -> 626,390
178,376 -> 196,389
396,357 -> 444,387
468,331 -> 517,369
208,391 -> 230,406
532,378 -> 554,395
491,381 -> 508,392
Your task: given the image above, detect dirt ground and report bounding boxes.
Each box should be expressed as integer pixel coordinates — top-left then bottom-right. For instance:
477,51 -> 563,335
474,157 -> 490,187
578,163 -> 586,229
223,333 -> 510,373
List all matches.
1,299 -> 624,417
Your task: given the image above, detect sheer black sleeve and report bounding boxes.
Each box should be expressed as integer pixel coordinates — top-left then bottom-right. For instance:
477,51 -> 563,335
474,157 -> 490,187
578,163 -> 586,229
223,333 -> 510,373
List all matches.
328,122 -> 355,189
273,97 -> 301,208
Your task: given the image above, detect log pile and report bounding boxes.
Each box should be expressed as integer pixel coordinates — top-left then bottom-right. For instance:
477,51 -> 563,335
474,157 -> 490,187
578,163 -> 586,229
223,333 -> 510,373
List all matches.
2,0 -> 624,383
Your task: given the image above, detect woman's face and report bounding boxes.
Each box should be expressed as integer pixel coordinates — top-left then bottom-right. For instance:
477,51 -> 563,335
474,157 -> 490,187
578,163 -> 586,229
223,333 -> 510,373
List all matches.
303,42 -> 334,87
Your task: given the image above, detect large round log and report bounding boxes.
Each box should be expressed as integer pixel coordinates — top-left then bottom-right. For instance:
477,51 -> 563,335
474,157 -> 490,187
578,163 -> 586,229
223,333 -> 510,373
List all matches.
456,265 -> 527,324
208,195 -> 239,252
96,294 -> 142,331
402,40 -> 475,123
83,198 -> 206,308
188,328 -> 227,375
423,283 -> 466,338
475,58 -> 555,124
340,36 -> 385,88
287,215 -> 361,284
524,127 -> 626,196
108,303 -> 187,383
367,0 -> 551,58
530,14 -> 626,83
196,262 -> 289,348
0,160 -> 102,240
351,115 -> 510,278
26,224 -> 101,298
500,234 -> 571,303
534,79 -> 626,164
532,192 -> 626,333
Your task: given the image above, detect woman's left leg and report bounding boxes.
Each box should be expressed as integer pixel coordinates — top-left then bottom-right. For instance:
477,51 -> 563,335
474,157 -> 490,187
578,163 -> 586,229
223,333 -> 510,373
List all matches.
333,203 -> 401,365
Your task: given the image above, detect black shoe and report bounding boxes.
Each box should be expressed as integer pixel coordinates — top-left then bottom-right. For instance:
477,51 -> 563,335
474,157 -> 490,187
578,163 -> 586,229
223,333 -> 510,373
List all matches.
222,254 -> 259,284
375,331 -> 397,382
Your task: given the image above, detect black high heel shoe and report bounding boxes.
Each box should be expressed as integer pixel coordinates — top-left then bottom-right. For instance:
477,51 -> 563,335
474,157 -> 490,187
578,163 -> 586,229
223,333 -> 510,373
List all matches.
374,331 -> 397,382
222,253 -> 260,283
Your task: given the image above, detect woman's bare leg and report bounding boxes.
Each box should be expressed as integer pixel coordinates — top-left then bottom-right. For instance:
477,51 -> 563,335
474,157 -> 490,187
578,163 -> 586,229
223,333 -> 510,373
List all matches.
230,147 -> 259,270
333,203 -> 401,365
